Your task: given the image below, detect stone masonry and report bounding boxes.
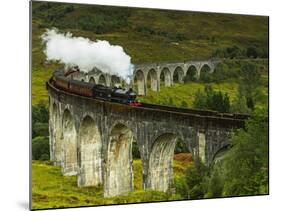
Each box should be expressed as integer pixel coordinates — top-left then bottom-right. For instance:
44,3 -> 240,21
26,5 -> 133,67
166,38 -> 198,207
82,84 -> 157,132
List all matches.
133,60 -> 218,95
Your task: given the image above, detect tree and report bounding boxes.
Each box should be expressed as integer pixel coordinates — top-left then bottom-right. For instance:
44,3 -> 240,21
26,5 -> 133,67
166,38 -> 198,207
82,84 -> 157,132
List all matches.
204,168 -> 224,198
33,122 -> 49,138
168,97 -> 174,106
176,109 -> 268,199
182,160 -> 209,199
32,101 -> 49,126
222,108 -> 268,196
132,142 -> 141,159
211,63 -> 229,82
32,102 -> 49,138
32,136 -> 50,160
231,90 -> 251,114
200,66 -> 212,82
180,100 -> 188,108
174,139 -> 190,154
184,66 -> 197,82
211,45 -> 244,59
246,46 -> 258,58
205,91 -> 230,113
193,89 -> 206,110
226,45 -> 242,59
239,63 -> 261,110
193,86 -> 230,113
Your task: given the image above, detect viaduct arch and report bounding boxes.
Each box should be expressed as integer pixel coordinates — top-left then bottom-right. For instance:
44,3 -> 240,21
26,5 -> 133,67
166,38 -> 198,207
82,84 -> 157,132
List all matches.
61,109 -> 77,176
77,115 -> 102,187
133,60 -> 217,95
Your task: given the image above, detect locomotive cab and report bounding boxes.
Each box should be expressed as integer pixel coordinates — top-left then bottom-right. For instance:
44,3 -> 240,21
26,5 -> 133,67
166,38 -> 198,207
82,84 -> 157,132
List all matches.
127,89 -> 141,106
128,91 -> 137,102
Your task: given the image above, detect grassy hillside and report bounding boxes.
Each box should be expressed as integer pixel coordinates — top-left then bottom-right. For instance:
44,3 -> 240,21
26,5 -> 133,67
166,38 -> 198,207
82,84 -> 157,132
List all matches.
31,1 -> 268,105
32,2 -> 268,63
32,159 -> 190,209
139,80 -> 239,107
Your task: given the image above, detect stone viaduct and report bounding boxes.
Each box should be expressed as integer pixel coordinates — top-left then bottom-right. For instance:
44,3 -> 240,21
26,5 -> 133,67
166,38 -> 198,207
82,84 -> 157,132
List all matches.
69,60 -> 219,96
133,60 -> 218,95
47,71 -> 246,198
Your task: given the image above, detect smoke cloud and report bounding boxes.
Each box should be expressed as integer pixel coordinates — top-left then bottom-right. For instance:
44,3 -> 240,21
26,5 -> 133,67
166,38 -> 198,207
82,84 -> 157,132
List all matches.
41,29 -> 134,83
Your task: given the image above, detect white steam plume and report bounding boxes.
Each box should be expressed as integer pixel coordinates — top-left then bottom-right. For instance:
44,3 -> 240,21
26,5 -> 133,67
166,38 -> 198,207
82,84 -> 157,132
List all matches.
41,28 -> 134,83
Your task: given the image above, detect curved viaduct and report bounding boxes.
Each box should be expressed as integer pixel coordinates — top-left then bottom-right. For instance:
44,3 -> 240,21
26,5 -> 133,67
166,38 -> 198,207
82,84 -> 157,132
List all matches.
133,60 -> 218,95
47,71 -> 245,198
68,60 -> 219,96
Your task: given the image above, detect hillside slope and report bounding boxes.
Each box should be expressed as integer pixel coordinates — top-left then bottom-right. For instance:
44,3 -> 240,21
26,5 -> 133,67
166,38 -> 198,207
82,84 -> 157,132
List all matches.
32,160 -> 187,209
32,2 -> 268,63
31,1 -> 268,105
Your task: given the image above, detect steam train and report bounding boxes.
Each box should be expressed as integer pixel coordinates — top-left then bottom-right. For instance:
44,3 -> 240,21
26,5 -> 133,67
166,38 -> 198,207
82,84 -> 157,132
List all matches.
51,69 -> 141,106
50,69 -> 248,120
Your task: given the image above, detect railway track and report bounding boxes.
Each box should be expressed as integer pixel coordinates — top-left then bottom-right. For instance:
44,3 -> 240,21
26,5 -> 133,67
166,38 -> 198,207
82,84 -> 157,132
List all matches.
48,69 -> 249,123
139,102 -> 248,120
47,79 -> 249,125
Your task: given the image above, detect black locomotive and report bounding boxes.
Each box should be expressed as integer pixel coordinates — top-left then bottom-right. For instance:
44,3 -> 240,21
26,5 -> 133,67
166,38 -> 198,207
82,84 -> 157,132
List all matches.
52,70 -> 140,106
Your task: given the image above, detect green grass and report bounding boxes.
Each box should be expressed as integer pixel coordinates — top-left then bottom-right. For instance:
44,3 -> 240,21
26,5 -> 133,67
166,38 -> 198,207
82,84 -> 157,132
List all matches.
32,2 -> 268,64
133,159 -> 143,190
139,81 -> 239,108
32,69 -> 54,105
32,159 -> 187,209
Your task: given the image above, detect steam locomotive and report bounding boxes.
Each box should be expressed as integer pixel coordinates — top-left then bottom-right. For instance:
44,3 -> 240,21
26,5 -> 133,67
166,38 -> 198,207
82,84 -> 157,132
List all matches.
51,69 -> 141,106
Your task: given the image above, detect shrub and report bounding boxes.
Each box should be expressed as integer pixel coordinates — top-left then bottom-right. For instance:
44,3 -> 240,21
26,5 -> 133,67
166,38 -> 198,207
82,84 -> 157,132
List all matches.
206,91 -> 230,113
183,161 -> 209,199
239,63 -> 261,110
226,45 -> 243,59
180,101 -> 188,108
184,67 -> 197,82
211,45 -> 268,59
132,142 -> 141,159
246,46 -> 258,58
78,16 -> 105,32
230,93 -> 251,114
174,139 -> 190,154
174,177 -> 188,197
204,168 -> 224,198
211,45 -> 243,59
32,136 -> 50,160
32,2 -> 131,33
40,153 -> 50,161
193,86 -> 230,113
211,63 -> 229,82
136,26 -> 155,35
33,122 -> 49,138
222,108 -> 269,196
168,97 -> 174,106
32,102 -> 49,138
200,71 -> 212,82
32,101 -> 49,125
193,89 -> 206,110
